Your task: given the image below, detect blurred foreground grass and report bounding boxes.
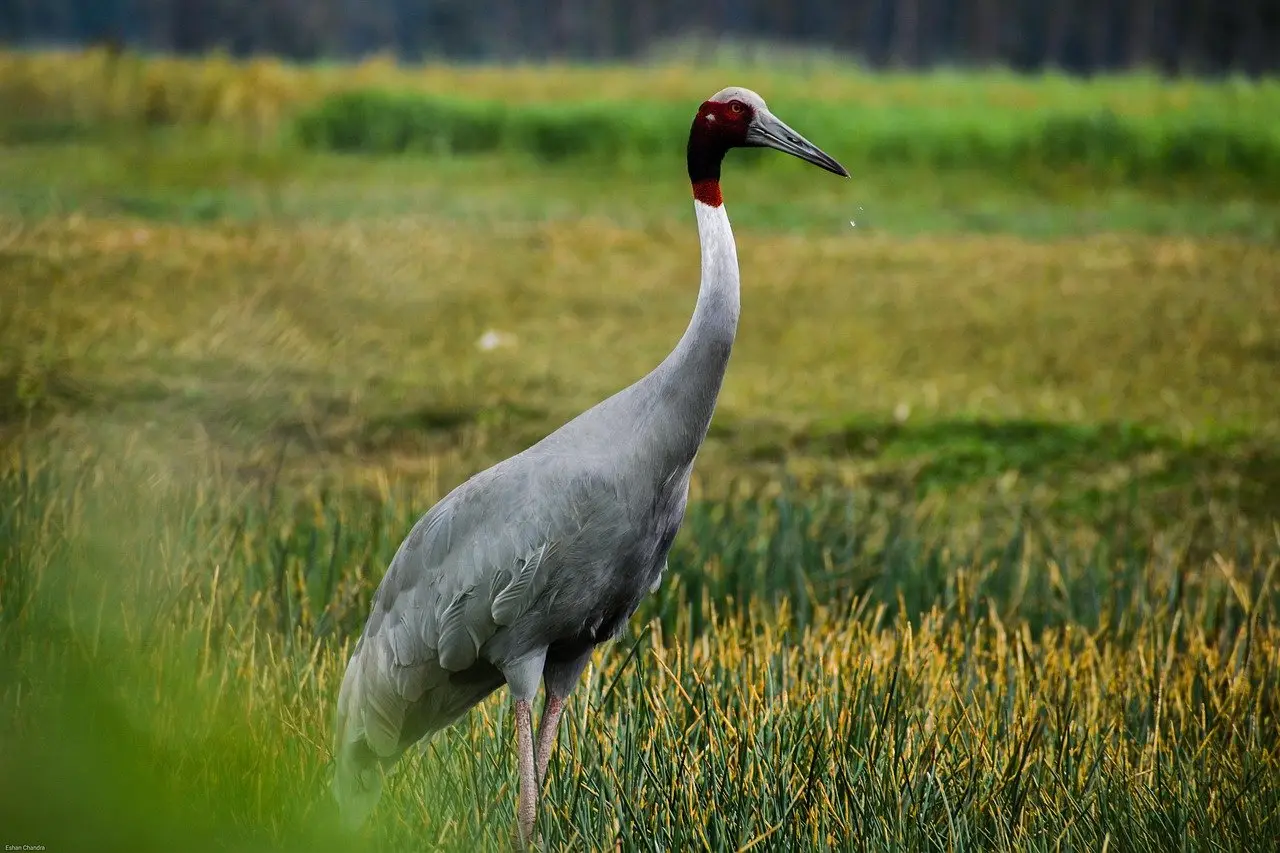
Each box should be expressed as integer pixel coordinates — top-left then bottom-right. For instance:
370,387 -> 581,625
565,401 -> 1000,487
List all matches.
2,50 -> 1280,852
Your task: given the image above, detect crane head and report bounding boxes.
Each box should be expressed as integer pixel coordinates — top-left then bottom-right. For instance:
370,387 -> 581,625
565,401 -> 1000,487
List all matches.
688,86 -> 848,205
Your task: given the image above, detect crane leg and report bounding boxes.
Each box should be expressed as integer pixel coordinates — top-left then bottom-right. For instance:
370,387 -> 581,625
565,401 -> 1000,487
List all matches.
514,698 -> 537,848
534,695 -> 564,787
535,649 -> 592,789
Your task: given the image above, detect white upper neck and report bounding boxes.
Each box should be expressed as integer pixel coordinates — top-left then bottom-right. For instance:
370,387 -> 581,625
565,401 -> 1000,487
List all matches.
671,200 -> 740,364
641,200 -> 741,468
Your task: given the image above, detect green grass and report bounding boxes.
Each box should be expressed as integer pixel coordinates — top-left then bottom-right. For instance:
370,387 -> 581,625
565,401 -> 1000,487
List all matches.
2,56 -> 1280,852
293,89 -> 1280,186
2,129 -> 1279,238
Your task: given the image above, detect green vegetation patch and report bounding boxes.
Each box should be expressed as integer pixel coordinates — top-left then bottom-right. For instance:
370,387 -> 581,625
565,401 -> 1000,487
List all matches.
294,90 -> 1280,185
712,416 -> 1280,522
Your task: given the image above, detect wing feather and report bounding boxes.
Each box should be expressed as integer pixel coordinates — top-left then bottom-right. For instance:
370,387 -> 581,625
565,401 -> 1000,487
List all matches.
436,588 -> 478,671
491,541 -> 551,626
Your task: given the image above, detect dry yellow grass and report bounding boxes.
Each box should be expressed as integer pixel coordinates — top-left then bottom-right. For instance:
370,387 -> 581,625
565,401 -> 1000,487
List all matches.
2,47 -> 1271,135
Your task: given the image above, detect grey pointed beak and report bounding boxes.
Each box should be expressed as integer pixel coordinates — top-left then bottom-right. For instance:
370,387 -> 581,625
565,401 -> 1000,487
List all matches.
746,111 -> 849,177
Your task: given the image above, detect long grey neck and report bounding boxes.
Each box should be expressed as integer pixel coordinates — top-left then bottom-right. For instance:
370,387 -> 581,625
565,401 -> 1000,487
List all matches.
643,200 -> 740,470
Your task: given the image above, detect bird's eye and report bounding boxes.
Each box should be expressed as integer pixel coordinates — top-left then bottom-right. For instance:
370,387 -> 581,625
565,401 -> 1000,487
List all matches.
728,101 -> 745,114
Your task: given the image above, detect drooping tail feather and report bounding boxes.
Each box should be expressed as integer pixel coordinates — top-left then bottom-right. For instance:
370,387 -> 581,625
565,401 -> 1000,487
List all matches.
332,731 -> 384,830
332,642 -> 384,830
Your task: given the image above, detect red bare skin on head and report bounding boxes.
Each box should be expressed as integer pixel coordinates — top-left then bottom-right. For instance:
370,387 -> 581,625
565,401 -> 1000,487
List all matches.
687,97 -> 754,207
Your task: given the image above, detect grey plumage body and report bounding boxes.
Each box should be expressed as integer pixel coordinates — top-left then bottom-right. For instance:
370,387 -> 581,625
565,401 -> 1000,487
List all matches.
333,201 -> 739,822
331,87 -> 847,840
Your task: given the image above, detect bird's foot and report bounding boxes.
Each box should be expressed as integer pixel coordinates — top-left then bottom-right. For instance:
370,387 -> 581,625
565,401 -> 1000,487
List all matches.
510,826 -> 541,852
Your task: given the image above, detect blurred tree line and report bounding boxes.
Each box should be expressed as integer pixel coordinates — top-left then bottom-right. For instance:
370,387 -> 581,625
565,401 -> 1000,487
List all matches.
1,0 -> 1276,75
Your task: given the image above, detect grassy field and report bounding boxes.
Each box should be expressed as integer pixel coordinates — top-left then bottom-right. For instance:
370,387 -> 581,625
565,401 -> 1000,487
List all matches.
2,50 -> 1280,851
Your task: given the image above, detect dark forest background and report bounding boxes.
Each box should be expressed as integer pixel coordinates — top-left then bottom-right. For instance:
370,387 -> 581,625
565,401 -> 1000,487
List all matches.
2,0 -> 1278,75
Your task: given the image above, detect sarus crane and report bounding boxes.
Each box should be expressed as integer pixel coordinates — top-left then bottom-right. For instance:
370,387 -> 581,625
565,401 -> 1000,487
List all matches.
333,87 -> 847,846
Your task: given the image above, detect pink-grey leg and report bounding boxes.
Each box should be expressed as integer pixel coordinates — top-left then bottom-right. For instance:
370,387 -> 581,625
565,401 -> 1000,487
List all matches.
504,652 -> 548,851
514,698 -> 537,849
534,695 -> 565,786
535,650 -> 592,789
506,648 -> 591,849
